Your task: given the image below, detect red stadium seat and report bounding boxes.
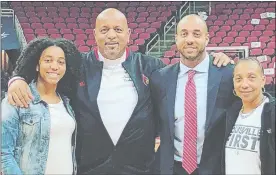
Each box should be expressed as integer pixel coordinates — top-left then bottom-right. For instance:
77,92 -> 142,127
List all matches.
63,34 -> 75,41
216,31 -> 226,37
250,49 -> 262,56
147,6 -> 157,13
267,24 -> 275,30
219,43 -> 230,47
74,40 -> 85,47
76,34 -> 87,40
134,39 -> 145,46
106,2 -> 118,8
267,42 -> 276,48
134,28 -> 145,34
18,17 -> 29,23
67,23 -> 78,29
21,23 -> 31,29
66,18 -> 77,23
243,25 -> 254,31
136,17 -> 146,23
161,58 -> 170,65
232,25 -> 243,31
35,29 -> 46,34
251,31 -> 262,37
229,14 -> 240,20
240,14 -> 251,20
79,23 -> 91,29
139,23 -> 150,28
263,30 -> 274,37
211,37 -> 222,44
129,45 -> 139,52
73,29 -> 84,34
43,23 -> 55,29
86,40 -> 96,47
235,37 -> 246,43
23,28 -> 34,34
47,29 -> 59,34
259,36 -> 270,43
31,23 -> 43,29
50,34 -> 62,39
164,51 -> 175,58
225,20 -> 235,26
221,26 -> 231,32
171,58 -> 180,64
226,3 -> 236,9
214,20 -> 224,26
128,12 -> 138,18
26,12 -> 36,18
263,49 -> 275,55
139,33 -> 151,40
244,8 -> 254,14
236,19 -> 246,25
147,17 -> 156,23
137,7 -> 147,13
78,46 -> 90,52
139,12 -> 149,18
240,30 -> 252,38
131,33 -> 138,40
223,37 -> 234,43
228,31 -> 238,37
146,28 -> 157,34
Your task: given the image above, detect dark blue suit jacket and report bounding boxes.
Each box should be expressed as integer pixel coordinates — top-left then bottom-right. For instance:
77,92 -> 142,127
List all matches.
150,57 -> 238,175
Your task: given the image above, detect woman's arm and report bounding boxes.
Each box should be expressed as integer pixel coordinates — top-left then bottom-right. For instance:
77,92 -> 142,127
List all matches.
1,98 -> 23,175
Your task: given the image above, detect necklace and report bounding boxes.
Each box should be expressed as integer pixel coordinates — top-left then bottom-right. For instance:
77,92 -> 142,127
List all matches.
239,96 -> 267,119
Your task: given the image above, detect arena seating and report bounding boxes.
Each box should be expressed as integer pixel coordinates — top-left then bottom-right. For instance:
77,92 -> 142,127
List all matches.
160,2 -> 275,85
11,1 -> 182,52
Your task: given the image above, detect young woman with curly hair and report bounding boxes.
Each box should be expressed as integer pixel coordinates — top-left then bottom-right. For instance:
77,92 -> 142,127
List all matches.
1,37 -> 82,175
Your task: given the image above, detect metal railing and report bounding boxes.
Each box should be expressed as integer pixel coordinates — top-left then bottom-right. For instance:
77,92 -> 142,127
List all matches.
1,9 -> 14,25
163,16 -> 176,45
179,2 -> 190,19
146,33 -> 160,54
207,46 -> 249,58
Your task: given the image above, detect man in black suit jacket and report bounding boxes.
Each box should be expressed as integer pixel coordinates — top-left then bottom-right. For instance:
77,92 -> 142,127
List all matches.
151,14 -> 238,175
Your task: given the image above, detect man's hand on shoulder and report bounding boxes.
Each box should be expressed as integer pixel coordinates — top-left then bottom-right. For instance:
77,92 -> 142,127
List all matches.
8,79 -> 33,108
211,52 -> 235,67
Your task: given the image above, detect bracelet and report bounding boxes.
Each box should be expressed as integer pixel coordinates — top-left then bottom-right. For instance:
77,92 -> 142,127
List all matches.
8,77 -> 25,87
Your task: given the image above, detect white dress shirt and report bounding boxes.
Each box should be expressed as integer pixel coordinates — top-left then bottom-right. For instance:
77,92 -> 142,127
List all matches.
174,54 -> 210,164
97,51 -> 138,145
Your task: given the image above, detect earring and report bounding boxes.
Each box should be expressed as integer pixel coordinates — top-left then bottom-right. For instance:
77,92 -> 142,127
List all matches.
262,87 -> 265,93
233,89 -> 237,96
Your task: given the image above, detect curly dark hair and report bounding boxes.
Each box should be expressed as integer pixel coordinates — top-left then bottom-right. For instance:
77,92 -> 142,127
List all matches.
13,37 -> 82,98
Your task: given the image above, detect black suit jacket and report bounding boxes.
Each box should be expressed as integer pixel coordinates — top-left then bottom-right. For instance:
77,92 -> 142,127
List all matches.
150,57 -> 237,175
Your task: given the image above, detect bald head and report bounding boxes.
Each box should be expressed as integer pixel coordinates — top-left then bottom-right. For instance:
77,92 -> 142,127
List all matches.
96,8 -> 128,29
177,14 -> 208,34
93,8 -> 131,60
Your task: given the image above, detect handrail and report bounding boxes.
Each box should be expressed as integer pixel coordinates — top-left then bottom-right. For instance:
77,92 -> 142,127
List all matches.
179,2 -> 189,19
146,33 -> 160,54
206,46 -> 249,58
163,16 -> 176,44
1,9 -> 14,25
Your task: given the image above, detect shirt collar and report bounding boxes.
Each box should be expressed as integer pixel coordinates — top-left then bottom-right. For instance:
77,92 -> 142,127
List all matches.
179,52 -> 210,75
98,50 -> 126,68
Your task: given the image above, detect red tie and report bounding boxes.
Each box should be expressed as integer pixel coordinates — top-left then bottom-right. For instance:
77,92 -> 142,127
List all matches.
182,70 -> 197,174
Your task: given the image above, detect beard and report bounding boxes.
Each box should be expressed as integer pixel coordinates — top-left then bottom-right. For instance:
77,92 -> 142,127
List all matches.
179,46 -> 205,61
102,44 -> 122,60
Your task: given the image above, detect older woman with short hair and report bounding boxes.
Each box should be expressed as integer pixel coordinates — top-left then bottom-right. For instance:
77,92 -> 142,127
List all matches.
223,58 -> 275,175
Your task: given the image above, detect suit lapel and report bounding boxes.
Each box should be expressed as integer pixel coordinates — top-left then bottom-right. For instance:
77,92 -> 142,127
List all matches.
205,59 -> 222,132
165,63 -> 180,142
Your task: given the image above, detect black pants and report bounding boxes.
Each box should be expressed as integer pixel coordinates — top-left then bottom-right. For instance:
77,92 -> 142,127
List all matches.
174,161 -> 198,175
